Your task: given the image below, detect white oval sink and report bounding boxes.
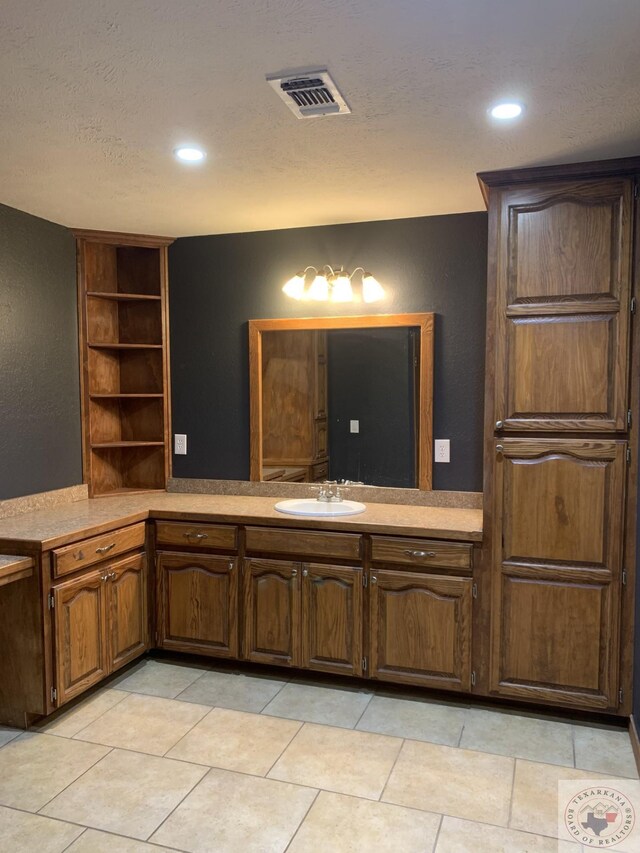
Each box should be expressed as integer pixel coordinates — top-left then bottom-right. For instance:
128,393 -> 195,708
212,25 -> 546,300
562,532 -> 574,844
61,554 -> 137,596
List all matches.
274,499 -> 366,517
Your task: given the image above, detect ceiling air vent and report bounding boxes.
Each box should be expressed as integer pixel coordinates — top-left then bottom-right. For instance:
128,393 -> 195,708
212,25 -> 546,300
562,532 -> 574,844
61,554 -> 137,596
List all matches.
267,70 -> 351,119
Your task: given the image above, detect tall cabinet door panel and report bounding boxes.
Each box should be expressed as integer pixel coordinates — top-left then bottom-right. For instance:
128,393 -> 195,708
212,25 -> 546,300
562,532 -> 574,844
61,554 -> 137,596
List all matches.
243,559 -> 301,667
369,570 -> 472,691
54,570 -> 109,705
109,553 -> 148,672
158,552 -> 238,658
301,563 -> 362,677
490,438 -> 626,708
494,179 -> 633,432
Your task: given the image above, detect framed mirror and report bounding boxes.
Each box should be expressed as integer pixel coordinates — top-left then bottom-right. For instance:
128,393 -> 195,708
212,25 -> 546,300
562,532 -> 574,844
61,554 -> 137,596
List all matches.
249,314 -> 433,489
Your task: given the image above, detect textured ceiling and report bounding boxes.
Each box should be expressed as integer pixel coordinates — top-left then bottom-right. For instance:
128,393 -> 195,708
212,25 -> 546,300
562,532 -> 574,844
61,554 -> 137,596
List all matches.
1,0 -> 640,236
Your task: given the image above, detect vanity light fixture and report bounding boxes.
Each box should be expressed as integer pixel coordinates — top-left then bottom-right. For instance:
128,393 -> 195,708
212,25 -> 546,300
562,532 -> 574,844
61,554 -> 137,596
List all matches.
174,145 -> 206,163
282,266 -> 385,303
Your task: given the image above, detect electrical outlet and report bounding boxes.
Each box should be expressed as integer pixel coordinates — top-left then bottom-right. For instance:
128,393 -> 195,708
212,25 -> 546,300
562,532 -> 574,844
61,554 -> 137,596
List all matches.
174,434 -> 187,455
435,439 -> 450,463
350,420 -> 360,434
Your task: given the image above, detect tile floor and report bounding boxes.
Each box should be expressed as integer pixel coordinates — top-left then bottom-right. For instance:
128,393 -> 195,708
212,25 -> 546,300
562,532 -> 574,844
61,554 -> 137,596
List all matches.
0,655 -> 635,852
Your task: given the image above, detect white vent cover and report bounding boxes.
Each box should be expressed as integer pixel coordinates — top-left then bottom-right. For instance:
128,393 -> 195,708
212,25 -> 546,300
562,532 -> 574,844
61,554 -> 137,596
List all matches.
267,70 -> 351,119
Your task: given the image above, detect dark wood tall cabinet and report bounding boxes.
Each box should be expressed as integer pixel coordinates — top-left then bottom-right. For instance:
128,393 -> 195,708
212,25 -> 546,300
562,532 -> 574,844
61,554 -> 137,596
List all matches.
74,230 -> 174,497
478,158 -> 640,713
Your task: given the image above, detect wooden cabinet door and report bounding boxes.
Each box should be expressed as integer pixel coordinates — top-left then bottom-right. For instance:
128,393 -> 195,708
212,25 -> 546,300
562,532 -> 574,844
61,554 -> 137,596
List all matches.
157,552 -> 238,658
490,439 -> 626,708
108,553 -> 148,672
54,569 -> 108,705
493,178 -> 633,432
369,569 -> 472,691
242,558 -> 301,667
301,563 -> 363,676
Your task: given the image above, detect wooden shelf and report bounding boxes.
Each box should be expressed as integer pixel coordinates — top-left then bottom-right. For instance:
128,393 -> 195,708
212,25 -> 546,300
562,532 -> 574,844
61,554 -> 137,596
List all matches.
87,292 -> 162,301
87,343 -> 163,350
92,441 -> 165,449
90,394 -> 164,399
78,234 -> 172,496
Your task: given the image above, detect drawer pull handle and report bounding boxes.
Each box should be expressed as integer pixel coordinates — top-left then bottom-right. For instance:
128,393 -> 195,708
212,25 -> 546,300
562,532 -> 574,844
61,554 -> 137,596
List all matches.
184,532 -> 208,541
404,549 -> 436,559
96,543 -> 116,555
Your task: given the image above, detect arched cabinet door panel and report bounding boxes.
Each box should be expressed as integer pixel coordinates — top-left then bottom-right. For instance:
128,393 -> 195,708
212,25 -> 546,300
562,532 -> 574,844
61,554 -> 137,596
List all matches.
109,553 -> 148,672
489,438 -> 625,709
369,569 -> 472,691
157,552 -> 238,658
301,563 -> 363,677
242,558 -> 301,667
54,570 -> 109,705
492,179 -> 633,432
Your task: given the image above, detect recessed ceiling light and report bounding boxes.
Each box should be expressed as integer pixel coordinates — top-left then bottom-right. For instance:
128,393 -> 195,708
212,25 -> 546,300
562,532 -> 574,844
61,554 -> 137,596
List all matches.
489,102 -> 523,120
174,146 -> 206,163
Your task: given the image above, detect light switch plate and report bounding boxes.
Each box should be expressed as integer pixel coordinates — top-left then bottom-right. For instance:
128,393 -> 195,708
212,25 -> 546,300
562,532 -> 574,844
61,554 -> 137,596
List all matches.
435,439 -> 450,463
174,434 -> 187,455
350,420 -> 360,434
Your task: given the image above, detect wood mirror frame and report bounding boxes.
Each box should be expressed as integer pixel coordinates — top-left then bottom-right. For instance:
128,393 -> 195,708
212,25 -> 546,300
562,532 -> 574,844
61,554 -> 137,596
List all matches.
248,313 -> 434,489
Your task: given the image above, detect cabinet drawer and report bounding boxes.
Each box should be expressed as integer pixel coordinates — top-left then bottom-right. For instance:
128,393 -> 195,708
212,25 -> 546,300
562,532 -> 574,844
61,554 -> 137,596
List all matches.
155,521 -> 238,551
53,523 -> 146,579
311,462 -> 328,482
370,536 -> 473,571
246,527 -> 361,561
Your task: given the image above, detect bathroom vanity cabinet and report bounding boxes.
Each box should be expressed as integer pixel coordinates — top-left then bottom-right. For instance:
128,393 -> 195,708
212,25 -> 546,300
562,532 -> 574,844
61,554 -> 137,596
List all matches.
0,496 -> 481,725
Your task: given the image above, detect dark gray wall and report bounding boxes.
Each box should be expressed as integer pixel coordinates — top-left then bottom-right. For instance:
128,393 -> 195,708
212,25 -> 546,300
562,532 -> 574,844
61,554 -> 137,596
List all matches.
0,203 -> 82,499
327,328 -> 416,488
169,212 -> 487,491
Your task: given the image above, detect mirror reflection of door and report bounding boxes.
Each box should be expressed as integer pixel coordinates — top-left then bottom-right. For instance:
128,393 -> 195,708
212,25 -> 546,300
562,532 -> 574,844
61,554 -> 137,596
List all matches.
261,327 -> 417,488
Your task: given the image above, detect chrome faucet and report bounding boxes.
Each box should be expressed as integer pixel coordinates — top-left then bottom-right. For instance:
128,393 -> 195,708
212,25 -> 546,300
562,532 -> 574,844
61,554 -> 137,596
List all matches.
316,481 -> 345,502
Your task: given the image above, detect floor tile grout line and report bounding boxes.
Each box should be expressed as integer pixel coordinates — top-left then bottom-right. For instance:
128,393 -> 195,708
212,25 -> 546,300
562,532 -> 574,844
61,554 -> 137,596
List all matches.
160,704 -> 218,760
142,762 -> 210,844
377,737 -> 405,803
350,690 -> 374,730
35,745 -> 115,815
263,720 -> 307,778
431,813 -> 444,852
456,721 -> 465,748
257,678 -> 290,713
170,667 -> 211,702
506,756 -> 517,828
59,825 -> 87,853
282,788 -> 321,853
43,687 -> 130,741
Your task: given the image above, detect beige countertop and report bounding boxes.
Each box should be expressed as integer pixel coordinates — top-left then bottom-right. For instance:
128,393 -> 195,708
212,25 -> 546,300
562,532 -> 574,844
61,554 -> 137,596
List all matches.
0,554 -> 35,586
0,492 -> 483,551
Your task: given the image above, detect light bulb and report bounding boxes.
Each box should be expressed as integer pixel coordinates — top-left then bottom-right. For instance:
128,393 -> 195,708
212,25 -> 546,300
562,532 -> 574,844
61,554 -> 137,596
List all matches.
331,274 -> 353,302
308,274 -> 329,301
489,102 -> 523,120
362,273 -> 385,303
282,274 -> 305,299
174,146 -> 206,162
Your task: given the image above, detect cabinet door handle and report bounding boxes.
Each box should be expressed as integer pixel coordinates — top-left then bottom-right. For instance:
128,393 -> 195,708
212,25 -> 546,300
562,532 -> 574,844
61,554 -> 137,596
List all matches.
101,574 -> 108,582
371,575 -> 377,584
96,543 -> 116,555
302,569 -> 308,577
496,445 -> 504,455
495,420 -> 504,429
403,549 -> 436,559
109,571 -> 116,580
184,532 -> 208,541
291,569 -> 298,577
228,561 -> 234,572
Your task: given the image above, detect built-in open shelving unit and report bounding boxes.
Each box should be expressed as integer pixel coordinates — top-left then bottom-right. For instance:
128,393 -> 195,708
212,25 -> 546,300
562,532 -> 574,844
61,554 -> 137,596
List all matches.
74,230 -> 174,497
